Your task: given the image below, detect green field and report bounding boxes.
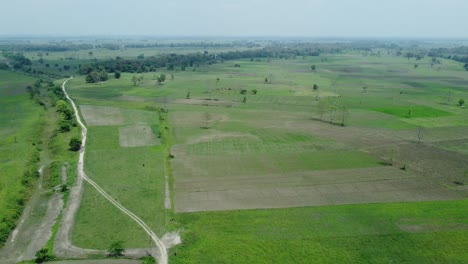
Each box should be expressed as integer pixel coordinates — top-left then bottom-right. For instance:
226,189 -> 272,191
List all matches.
170,200 -> 468,264
0,70 -> 44,245
62,51 -> 468,260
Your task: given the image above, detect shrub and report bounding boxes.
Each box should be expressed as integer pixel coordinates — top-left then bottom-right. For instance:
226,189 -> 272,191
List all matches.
69,137 -> 82,151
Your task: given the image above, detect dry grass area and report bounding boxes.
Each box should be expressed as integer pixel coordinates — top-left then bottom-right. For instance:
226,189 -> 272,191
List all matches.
80,105 -> 124,126
119,125 -> 160,147
174,166 -> 462,212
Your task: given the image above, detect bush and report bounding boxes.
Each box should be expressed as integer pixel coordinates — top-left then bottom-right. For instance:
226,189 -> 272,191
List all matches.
35,248 -> 54,263
108,241 -> 125,257
69,137 -> 82,151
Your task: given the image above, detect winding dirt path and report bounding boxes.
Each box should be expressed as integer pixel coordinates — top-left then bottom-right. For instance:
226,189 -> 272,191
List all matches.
60,78 -> 168,264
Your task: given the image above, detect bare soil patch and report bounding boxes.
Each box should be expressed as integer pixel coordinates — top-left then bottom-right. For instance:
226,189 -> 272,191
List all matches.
80,105 -> 124,126
174,167 -> 462,212
119,125 -> 160,147
186,130 -> 258,145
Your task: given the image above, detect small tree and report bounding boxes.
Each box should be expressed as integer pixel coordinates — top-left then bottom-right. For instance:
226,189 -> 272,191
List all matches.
264,77 -> 269,84
203,112 -> 212,129
108,241 -> 125,257
459,99 -> 465,106
69,137 -> 82,151
242,96 -> 247,103
157,74 -> 166,85
311,65 -> 316,72
35,248 -> 54,263
131,76 -> 138,86
313,84 -> 319,92
114,71 -> 121,79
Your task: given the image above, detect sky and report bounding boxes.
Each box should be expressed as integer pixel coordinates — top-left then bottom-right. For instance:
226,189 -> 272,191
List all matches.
0,0 -> 467,38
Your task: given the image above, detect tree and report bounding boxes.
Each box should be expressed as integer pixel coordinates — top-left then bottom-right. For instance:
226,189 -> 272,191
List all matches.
338,103 -> 349,126
171,73 -> 175,80
157,74 -> 166,85
311,65 -> 316,72
203,112 -> 212,129
317,98 -> 329,120
362,86 -> 368,93
414,64 -> 418,69
131,76 -> 138,86
459,99 -> 465,106
35,248 -> 54,263
86,70 -> 108,83
69,137 -> 82,151
108,241 -> 125,257
264,77 -> 269,84
313,84 -> 319,91
114,71 -> 121,79
242,96 -> 247,103
464,63 -> 468,71
88,51 -> 93,58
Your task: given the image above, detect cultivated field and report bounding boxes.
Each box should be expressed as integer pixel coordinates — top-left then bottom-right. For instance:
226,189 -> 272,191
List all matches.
63,51 -> 468,263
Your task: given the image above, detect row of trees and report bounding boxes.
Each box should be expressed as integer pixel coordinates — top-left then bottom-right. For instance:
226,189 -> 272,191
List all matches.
77,45 -> 325,75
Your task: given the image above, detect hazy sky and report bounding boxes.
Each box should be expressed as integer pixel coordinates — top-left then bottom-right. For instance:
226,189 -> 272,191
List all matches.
1,0 -> 466,38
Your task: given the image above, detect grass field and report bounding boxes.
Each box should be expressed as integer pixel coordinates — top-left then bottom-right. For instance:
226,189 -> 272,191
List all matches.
72,103 -> 167,248
64,51 -> 468,262
0,70 -> 45,244
170,200 -> 468,264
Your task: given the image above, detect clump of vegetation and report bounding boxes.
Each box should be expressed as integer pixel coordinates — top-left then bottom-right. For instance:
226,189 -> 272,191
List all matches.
141,256 -> 156,264
157,73 -> 166,85
459,99 -> 465,106
35,248 -> 54,263
86,70 -> 109,83
107,240 -> 125,257
69,137 -> 82,151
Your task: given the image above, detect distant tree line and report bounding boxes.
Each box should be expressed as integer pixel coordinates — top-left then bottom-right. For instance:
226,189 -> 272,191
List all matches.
77,44 -> 331,75
0,41 -> 259,52
1,51 -> 32,70
428,47 -> 468,68
0,43 -> 94,52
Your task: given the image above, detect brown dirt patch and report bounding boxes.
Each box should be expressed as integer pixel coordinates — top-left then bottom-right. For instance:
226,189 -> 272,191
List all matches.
119,125 -> 160,147
80,105 -> 124,126
174,167 -> 462,213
